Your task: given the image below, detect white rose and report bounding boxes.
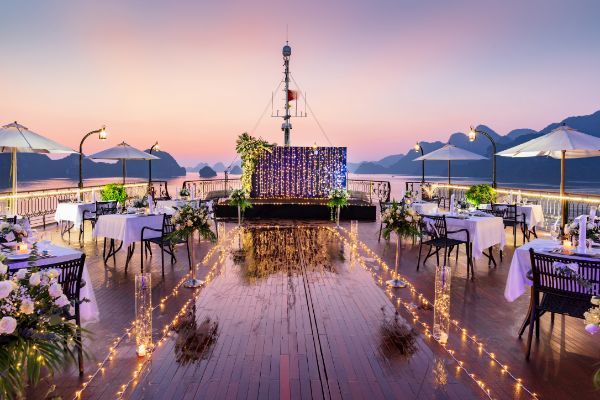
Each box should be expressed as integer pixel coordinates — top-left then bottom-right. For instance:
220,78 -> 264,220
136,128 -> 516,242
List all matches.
45,269 -> 60,280
29,272 -> 41,286
20,299 -> 34,315
0,222 -> 9,230
48,282 -> 63,298
0,280 -> 14,299
0,263 -> 7,276
592,296 -> 600,306
54,294 -> 70,308
0,316 -> 17,335
14,269 -> 27,280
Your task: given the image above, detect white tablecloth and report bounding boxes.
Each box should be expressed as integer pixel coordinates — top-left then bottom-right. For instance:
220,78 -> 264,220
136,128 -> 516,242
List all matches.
7,243 -> 99,324
93,214 -> 164,247
411,202 -> 438,215
504,238 -> 600,302
481,204 -> 544,227
55,202 -> 96,226
443,215 -> 506,259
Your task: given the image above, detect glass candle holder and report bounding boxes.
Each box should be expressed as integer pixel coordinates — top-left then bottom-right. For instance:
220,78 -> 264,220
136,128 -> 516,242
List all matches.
135,273 -> 152,357
350,220 -> 358,238
433,265 -> 451,344
217,222 -> 226,243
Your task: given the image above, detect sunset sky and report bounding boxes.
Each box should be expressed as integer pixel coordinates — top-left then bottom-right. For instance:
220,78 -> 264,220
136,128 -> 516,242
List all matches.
2,1 -> 600,165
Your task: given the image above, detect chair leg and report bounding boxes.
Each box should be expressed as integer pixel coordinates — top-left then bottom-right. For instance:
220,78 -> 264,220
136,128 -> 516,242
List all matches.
513,224 -> 517,247
161,245 -> 165,277
417,240 -> 423,271
550,312 -> 555,325
378,223 -> 383,242
526,307 -> 536,360
455,244 -> 459,263
76,315 -> 84,377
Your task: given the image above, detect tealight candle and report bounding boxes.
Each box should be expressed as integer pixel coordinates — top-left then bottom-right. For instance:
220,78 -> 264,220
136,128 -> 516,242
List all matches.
562,239 -> 572,249
16,243 -> 28,254
136,344 -> 146,357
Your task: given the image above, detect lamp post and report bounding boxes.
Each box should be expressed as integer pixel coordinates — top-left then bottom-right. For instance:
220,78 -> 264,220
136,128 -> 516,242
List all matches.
79,126 -> 107,200
414,142 -> 425,183
468,126 -> 497,188
148,141 -> 160,185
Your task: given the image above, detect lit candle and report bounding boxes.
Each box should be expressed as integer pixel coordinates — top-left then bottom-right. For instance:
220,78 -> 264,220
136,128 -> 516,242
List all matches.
562,239 -> 572,250
136,344 -> 146,357
16,243 -> 28,254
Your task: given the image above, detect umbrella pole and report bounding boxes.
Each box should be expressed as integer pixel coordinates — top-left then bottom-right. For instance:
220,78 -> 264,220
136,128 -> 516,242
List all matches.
448,160 -> 452,199
560,150 -> 567,232
11,148 -> 17,215
122,159 -> 126,185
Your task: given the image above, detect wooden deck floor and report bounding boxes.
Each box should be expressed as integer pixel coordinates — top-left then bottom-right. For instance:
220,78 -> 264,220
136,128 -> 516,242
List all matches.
27,219 -> 600,400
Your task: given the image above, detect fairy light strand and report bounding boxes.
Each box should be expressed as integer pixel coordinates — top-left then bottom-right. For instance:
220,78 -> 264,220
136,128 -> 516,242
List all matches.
335,226 -> 538,399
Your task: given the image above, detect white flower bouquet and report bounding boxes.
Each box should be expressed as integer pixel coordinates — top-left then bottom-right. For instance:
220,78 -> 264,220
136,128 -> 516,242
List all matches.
381,195 -> 421,240
0,259 -> 84,398
169,204 -> 216,243
0,222 -> 27,243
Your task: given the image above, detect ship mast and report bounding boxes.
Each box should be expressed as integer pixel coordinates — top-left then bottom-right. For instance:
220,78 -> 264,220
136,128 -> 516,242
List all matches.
282,42 -> 292,146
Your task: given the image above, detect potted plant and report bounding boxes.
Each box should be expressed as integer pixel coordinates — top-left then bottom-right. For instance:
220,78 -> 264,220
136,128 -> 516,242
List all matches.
465,184 -> 496,208
0,260 -> 87,398
327,188 -> 349,226
229,189 -> 252,226
169,205 -> 216,288
381,195 -> 421,288
101,183 -> 128,210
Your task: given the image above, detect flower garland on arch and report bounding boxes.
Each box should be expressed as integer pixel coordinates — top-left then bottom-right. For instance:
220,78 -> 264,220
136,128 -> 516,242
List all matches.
235,132 -> 275,194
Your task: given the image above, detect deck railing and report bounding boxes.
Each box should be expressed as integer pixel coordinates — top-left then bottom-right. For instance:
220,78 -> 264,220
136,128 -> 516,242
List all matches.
0,181 -> 168,228
182,178 -> 391,204
405,181 -> 600,229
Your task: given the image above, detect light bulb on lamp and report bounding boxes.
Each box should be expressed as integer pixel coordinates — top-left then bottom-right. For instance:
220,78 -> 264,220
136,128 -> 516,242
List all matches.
414,143 -> 421,152
468,126 -> 477,142
98,126 -> 108,140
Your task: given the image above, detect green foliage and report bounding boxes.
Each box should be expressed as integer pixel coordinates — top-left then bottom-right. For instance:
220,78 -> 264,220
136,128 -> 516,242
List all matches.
229,189 -> 252,212
100,183 -> 128,203
327,188 -> 349,220
235,132 -> 275,194
465,184 -> 496,207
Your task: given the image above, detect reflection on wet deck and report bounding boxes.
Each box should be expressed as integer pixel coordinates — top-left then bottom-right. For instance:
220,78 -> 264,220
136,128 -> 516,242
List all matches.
129,226 -> 477,399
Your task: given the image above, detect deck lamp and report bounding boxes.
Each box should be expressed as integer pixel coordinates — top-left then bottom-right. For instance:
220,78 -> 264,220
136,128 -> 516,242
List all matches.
468,126 -> 497,188
148,141 -> 160,184
414,142 -> 425,183
78,126 -> 108,200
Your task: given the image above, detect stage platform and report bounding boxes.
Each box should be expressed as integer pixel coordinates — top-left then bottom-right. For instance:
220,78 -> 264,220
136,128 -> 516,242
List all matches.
214,198 -> 377,221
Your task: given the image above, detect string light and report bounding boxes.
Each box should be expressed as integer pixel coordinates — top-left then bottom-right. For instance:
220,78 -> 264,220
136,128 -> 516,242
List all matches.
71,228 -> 235,400
334,226 -> 539,399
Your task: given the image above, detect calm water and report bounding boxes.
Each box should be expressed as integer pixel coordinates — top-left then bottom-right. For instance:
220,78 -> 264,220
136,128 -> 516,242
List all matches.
4,172 -> 599,197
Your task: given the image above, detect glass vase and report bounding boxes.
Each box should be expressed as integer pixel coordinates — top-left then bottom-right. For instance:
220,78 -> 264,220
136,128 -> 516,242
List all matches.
386,234 -> 407,288
433,265 -> 451,344
135,273 -> 152,357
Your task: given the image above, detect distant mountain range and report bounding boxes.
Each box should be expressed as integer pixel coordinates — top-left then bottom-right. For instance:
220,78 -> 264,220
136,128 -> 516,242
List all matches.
185,161 -> 241,173
353,109 -> 600,184
0,149 -> 186,187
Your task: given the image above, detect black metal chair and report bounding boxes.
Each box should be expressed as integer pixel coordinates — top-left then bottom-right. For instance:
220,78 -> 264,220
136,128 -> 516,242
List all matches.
10,254 -> 87,376
141,214 -> 191,276
521,249 -> 600,359
491,203 -> 527,247
417,215 -> 474,279
80,201 -> 118,241
378,201 -> 393,242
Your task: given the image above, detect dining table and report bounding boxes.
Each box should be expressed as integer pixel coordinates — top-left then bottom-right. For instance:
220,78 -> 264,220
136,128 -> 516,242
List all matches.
55,201 -> 96,237
443,212 -> 506,260
481,203 -> 545,237
5,242 -> 100,324
92,213 -> 164,268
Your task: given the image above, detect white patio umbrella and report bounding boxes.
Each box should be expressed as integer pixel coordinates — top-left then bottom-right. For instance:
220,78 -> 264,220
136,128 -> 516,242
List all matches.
0,122 -> 78,214
88,142 -> 159,184
413,144 -> 487,184
497,125 -> 600,226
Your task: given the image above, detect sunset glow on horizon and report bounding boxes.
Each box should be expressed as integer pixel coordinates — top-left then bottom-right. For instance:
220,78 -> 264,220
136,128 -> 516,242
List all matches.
2,0 -> 600,165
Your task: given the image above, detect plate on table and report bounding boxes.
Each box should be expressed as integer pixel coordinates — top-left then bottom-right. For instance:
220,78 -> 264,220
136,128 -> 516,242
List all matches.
7,252 -> 31,260
1,241 -> 18,249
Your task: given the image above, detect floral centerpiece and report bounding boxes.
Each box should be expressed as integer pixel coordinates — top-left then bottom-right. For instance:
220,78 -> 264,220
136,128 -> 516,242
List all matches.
584,296 -> 600,335
327,188 -> 349,225
564,219 -> 600,243
0,259 -> 84,398
0,222 -> 27,243
235,132 -> 275,194
179,187 -> 190,199
228,189 -> 252,226
169,205 -> 216,288
421,183 -> 437,201
132,196 -> 149,209
381,194 -> 421,288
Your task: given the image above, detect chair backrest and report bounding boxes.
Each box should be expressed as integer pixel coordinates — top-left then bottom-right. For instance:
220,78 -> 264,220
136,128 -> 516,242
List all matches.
420,214 -> 447,238
96,201 -> 118,216
0,215 -> 17,224
162,214 -> 176,236
529,249 -> 600,300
